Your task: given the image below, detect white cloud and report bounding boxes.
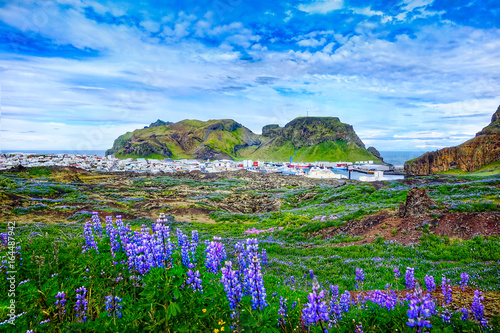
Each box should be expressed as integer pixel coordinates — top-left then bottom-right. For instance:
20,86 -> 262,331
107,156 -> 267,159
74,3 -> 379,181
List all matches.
297,0 -> 344,14
297,37 -> 327,47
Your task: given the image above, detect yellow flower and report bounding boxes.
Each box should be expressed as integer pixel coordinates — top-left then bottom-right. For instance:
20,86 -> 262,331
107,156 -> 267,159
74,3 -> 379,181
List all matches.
214,329 -> 219,333
218,320 -> 226,325
221,327 -> 225,332
202,309 -> 207,313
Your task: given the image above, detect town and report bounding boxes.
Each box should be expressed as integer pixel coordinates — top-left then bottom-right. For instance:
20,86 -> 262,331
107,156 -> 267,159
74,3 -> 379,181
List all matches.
0,152 -> 401,181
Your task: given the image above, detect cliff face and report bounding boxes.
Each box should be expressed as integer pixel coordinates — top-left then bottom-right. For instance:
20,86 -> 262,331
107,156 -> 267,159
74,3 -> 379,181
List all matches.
107,117 -> 382,162
405,106 -> 500,175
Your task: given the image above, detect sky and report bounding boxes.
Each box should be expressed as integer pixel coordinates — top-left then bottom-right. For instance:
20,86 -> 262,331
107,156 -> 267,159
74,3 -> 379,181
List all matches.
0,0 -> 499,152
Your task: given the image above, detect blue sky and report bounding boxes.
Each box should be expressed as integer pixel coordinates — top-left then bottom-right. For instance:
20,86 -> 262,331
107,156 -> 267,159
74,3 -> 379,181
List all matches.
0,0 -> 499,152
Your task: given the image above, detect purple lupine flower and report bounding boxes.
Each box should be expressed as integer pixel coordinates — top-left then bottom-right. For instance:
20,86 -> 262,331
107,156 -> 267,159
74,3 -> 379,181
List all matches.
354,322 -> 364,333
441,275 -> 452,305
393,268 -> 401,279
154,222 -> 173,268
440,308 -> 452,324
302,277 -> 329,327
220,261 -> 243,310
471,290 -> 488,327
309,269 -> 314,279
365,289 -> 398,311
330,285 -> 339,299
329,297 -> 342,324
405,267 -> 415,290
406,290 -> 434,330
460,307 -> 468,321
55,291 -> 66,317
105,295 -> 123,318
39,318 -> 50,325
190,230 -> 198,261
261,249 -> 268,268
355,268 -> 364,289
74,286 -> 88,322
91,212 -> 102,237
339,291 -> 351,313
205,237 -> 225,274
186,263 -> 203,293
105,216 -> 114,237
82,221 -> 99,254
424,275 -> 436,293
244,255 -> 268,310
234,241 -> 247,270
176,228 -> 184,248
180,233 -> 191,267
277,296 -> 288,327
460,272 -> 469,290
106,217 -> 120,257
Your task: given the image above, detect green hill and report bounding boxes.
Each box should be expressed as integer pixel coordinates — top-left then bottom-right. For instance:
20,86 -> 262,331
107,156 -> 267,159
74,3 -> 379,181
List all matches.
106,117 -> 381,162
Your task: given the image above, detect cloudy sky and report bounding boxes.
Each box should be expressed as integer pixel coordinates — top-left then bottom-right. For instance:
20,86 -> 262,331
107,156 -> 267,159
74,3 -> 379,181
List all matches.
0,0 -> 499,152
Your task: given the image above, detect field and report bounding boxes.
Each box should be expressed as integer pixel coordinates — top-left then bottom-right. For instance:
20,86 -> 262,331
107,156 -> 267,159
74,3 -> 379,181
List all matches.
1,166 -> 500,332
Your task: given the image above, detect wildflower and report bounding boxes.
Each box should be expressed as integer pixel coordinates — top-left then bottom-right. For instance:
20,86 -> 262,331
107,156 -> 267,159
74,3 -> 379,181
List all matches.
460,307 -> 468,321
339,291 -> 351,313
405,267 -> 415,290
74,286 -> 88,322
205,237 -> 226,274
393,268 -> 401,279
82,222 -> 99,254
55,291 -> 66,316
244,255 -> 268,310
460,272 -> 469,290
91,212 -> 102,237
354,321 -> 364,333
441,275 -> 452,305
355,268 -> 364,289
302,277 -> 329,327
471,290 -> 488,327
105,295 -> 123,318
202,309 -> 207,313
406,291 -> 433,329
424,275 -> 435,293
330,284 -> 339,299
221,261 -> 243,310
187,263 -> 203,293
39,318 -> 50,325
277,296 -> 288,326
440,308 -> 452,324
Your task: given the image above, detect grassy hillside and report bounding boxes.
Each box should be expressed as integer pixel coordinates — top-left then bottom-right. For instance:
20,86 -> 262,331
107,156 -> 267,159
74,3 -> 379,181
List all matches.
238,140 -> 381,162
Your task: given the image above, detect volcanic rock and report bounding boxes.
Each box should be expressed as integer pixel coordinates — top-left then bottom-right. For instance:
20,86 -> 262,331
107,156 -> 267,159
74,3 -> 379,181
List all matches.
398,188 -> 436,218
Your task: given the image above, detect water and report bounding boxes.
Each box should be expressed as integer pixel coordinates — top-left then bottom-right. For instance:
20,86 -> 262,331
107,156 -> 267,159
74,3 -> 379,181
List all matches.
1,150 -> 107,156
379,150 -> 428,167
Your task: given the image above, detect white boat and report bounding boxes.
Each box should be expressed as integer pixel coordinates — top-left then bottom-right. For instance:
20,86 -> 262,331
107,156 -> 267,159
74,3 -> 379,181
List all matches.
306,167 -> 346,179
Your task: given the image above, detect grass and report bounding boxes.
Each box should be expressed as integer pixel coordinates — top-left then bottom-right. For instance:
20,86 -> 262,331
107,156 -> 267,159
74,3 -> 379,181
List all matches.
1,171 -> 499,331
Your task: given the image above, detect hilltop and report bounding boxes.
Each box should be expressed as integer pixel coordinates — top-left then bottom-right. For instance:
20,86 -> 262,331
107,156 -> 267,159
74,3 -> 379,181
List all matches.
405,105 -> 500,175
106,117 -> 381,162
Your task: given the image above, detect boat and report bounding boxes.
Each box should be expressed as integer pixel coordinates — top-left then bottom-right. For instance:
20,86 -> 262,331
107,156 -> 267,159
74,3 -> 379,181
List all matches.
305,167 -> 346,179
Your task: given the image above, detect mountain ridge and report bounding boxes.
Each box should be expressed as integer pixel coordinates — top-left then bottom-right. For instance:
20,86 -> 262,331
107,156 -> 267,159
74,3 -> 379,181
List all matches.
106,117 -> 382,162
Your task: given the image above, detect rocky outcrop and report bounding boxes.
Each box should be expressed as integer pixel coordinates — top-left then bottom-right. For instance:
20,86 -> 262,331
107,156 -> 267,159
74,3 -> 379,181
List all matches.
398,188 -> 436,218
274,117 -> 366,148
367,146 -> 383,161
405,105 -> 500,175
145,119 -> 173,128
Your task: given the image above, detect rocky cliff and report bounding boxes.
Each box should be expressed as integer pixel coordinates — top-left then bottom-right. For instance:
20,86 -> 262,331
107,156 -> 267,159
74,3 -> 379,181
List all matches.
405,105 -> 500,175
107,117 -> 382,162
